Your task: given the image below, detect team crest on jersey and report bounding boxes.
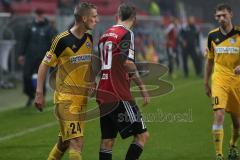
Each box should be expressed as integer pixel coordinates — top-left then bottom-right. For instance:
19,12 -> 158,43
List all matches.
86,42 -> 91,48
229,38 -> 236,44
70,54 -> 91,63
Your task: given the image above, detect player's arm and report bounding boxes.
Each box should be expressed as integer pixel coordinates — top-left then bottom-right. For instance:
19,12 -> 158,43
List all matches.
234,65 -> 240,75
121,31 -> 150,105
204,34 -> 214,97
34,34 -> 62,111
204,58 -> 214,97
124,60 -> 150,106
35,63 -> 49,111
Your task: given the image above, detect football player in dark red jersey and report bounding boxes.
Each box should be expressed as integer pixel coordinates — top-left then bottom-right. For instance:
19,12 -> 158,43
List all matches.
96,3 -> 150,160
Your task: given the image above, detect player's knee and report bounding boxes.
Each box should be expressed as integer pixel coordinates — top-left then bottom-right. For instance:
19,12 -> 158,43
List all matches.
70,137 -> 84,151
214,109 -> 225,124
232,121 -> 240,129
58,137 -> 70,152
135,131 -> 149,145
101,139 -> 115,150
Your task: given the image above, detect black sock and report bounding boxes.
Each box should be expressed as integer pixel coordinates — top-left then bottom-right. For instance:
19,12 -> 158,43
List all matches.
99,149 -> 112,160
125,142 -> 143,160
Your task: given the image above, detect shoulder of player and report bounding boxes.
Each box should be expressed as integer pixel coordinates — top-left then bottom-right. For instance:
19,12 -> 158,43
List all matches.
208,28 -> 219,36
207,28 -> 220,41
52,30 -> 70,44
113,25 -> 134,37
50,30 -> 70,52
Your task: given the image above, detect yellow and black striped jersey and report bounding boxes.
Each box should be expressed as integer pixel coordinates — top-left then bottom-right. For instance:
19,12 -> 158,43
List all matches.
42,30 -> 93,102
207,26 -> 240,77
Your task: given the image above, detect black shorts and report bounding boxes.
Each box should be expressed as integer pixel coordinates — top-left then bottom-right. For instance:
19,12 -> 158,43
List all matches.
99,101 -> 147,139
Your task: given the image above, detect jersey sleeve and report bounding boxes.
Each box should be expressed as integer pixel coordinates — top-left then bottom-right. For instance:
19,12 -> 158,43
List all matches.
120,31 -> 135,62
207,33 -> 214,59
42,35 -> 64,67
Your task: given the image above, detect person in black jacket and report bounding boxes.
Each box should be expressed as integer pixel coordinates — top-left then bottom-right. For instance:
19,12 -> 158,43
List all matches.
179,16 -> 202,77
18,8 -> 56,106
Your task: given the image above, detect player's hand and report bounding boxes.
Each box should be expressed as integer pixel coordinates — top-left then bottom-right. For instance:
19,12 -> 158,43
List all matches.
204,83 -> 211,97
18,55 -> 25,66
140,89 -> 150,106
88,82 -> 97,97
34,92 -> 45,112
234,65 -> 240,75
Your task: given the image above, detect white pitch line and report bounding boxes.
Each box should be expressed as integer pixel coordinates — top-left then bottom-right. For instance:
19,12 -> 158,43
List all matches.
0,122 -> 57,142
0,80 -> 202,142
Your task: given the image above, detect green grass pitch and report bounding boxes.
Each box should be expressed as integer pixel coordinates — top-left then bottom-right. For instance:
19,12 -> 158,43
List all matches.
0,76 -> 233,160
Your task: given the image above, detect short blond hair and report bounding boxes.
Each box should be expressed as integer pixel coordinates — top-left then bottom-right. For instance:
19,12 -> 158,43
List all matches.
74,2 -> 96,21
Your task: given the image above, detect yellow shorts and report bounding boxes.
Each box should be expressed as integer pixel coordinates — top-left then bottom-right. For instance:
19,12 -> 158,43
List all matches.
54,95 -> 87,141
212,81 -> 240,115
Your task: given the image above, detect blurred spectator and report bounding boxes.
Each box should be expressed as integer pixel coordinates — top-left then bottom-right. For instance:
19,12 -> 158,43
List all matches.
145,37 -> 158,63
135,33 -> 145,61
164,16 -> 179,77
59,0 -> 77,15
18,9 -> 56,106
149,0 -> 160,16
179,16 -> 202,77
1,0 -> 12,12
49,18 -> 58,38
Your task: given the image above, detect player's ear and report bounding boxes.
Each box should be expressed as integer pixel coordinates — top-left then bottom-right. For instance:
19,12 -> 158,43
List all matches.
214,14 -> 218,21
82,16 -> 87,23
230,11 -> 233,18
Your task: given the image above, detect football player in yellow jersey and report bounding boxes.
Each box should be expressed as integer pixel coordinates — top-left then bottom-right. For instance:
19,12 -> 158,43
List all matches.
204,3 -> 240,160
34,2 -> 99,160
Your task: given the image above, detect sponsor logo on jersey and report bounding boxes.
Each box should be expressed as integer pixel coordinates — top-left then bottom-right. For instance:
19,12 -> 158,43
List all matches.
215,47 -> 240,54
44,53 -> 53,63
70,54 -> 91,63
101,32 -> 118,39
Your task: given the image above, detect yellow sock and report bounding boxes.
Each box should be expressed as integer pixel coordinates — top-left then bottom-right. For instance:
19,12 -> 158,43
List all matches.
47,144 -> 63,160
213,128 -> 224,155
69,149 -> 82,160
230,127 -> 240,147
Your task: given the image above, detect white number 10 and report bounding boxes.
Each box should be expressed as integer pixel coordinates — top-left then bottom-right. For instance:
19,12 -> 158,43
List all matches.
99,41 -> 113,70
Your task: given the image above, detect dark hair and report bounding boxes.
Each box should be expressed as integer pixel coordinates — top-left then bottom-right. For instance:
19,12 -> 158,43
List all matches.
74,2 -> 96,21
215,3 -> 232,13
118,3 -> 136,21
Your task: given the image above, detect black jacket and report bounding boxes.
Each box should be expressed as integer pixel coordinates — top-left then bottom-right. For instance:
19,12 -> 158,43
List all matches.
21,18 -> 54,62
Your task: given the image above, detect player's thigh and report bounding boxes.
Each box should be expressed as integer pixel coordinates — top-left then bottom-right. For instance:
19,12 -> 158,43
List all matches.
227,87 -> 240,117
212,84 -> 228,110
55,102 -> 86,142
115,101 -> 147,139
99,103 -> 118,139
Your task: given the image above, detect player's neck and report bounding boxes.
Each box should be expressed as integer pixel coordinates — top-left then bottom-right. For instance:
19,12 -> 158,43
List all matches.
220,23 -> 233,35
117,21 -> 132,30
70,24 -> 86,39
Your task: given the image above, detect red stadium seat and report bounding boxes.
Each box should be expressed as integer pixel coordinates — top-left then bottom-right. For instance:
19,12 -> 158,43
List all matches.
9,0 -> 58,15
